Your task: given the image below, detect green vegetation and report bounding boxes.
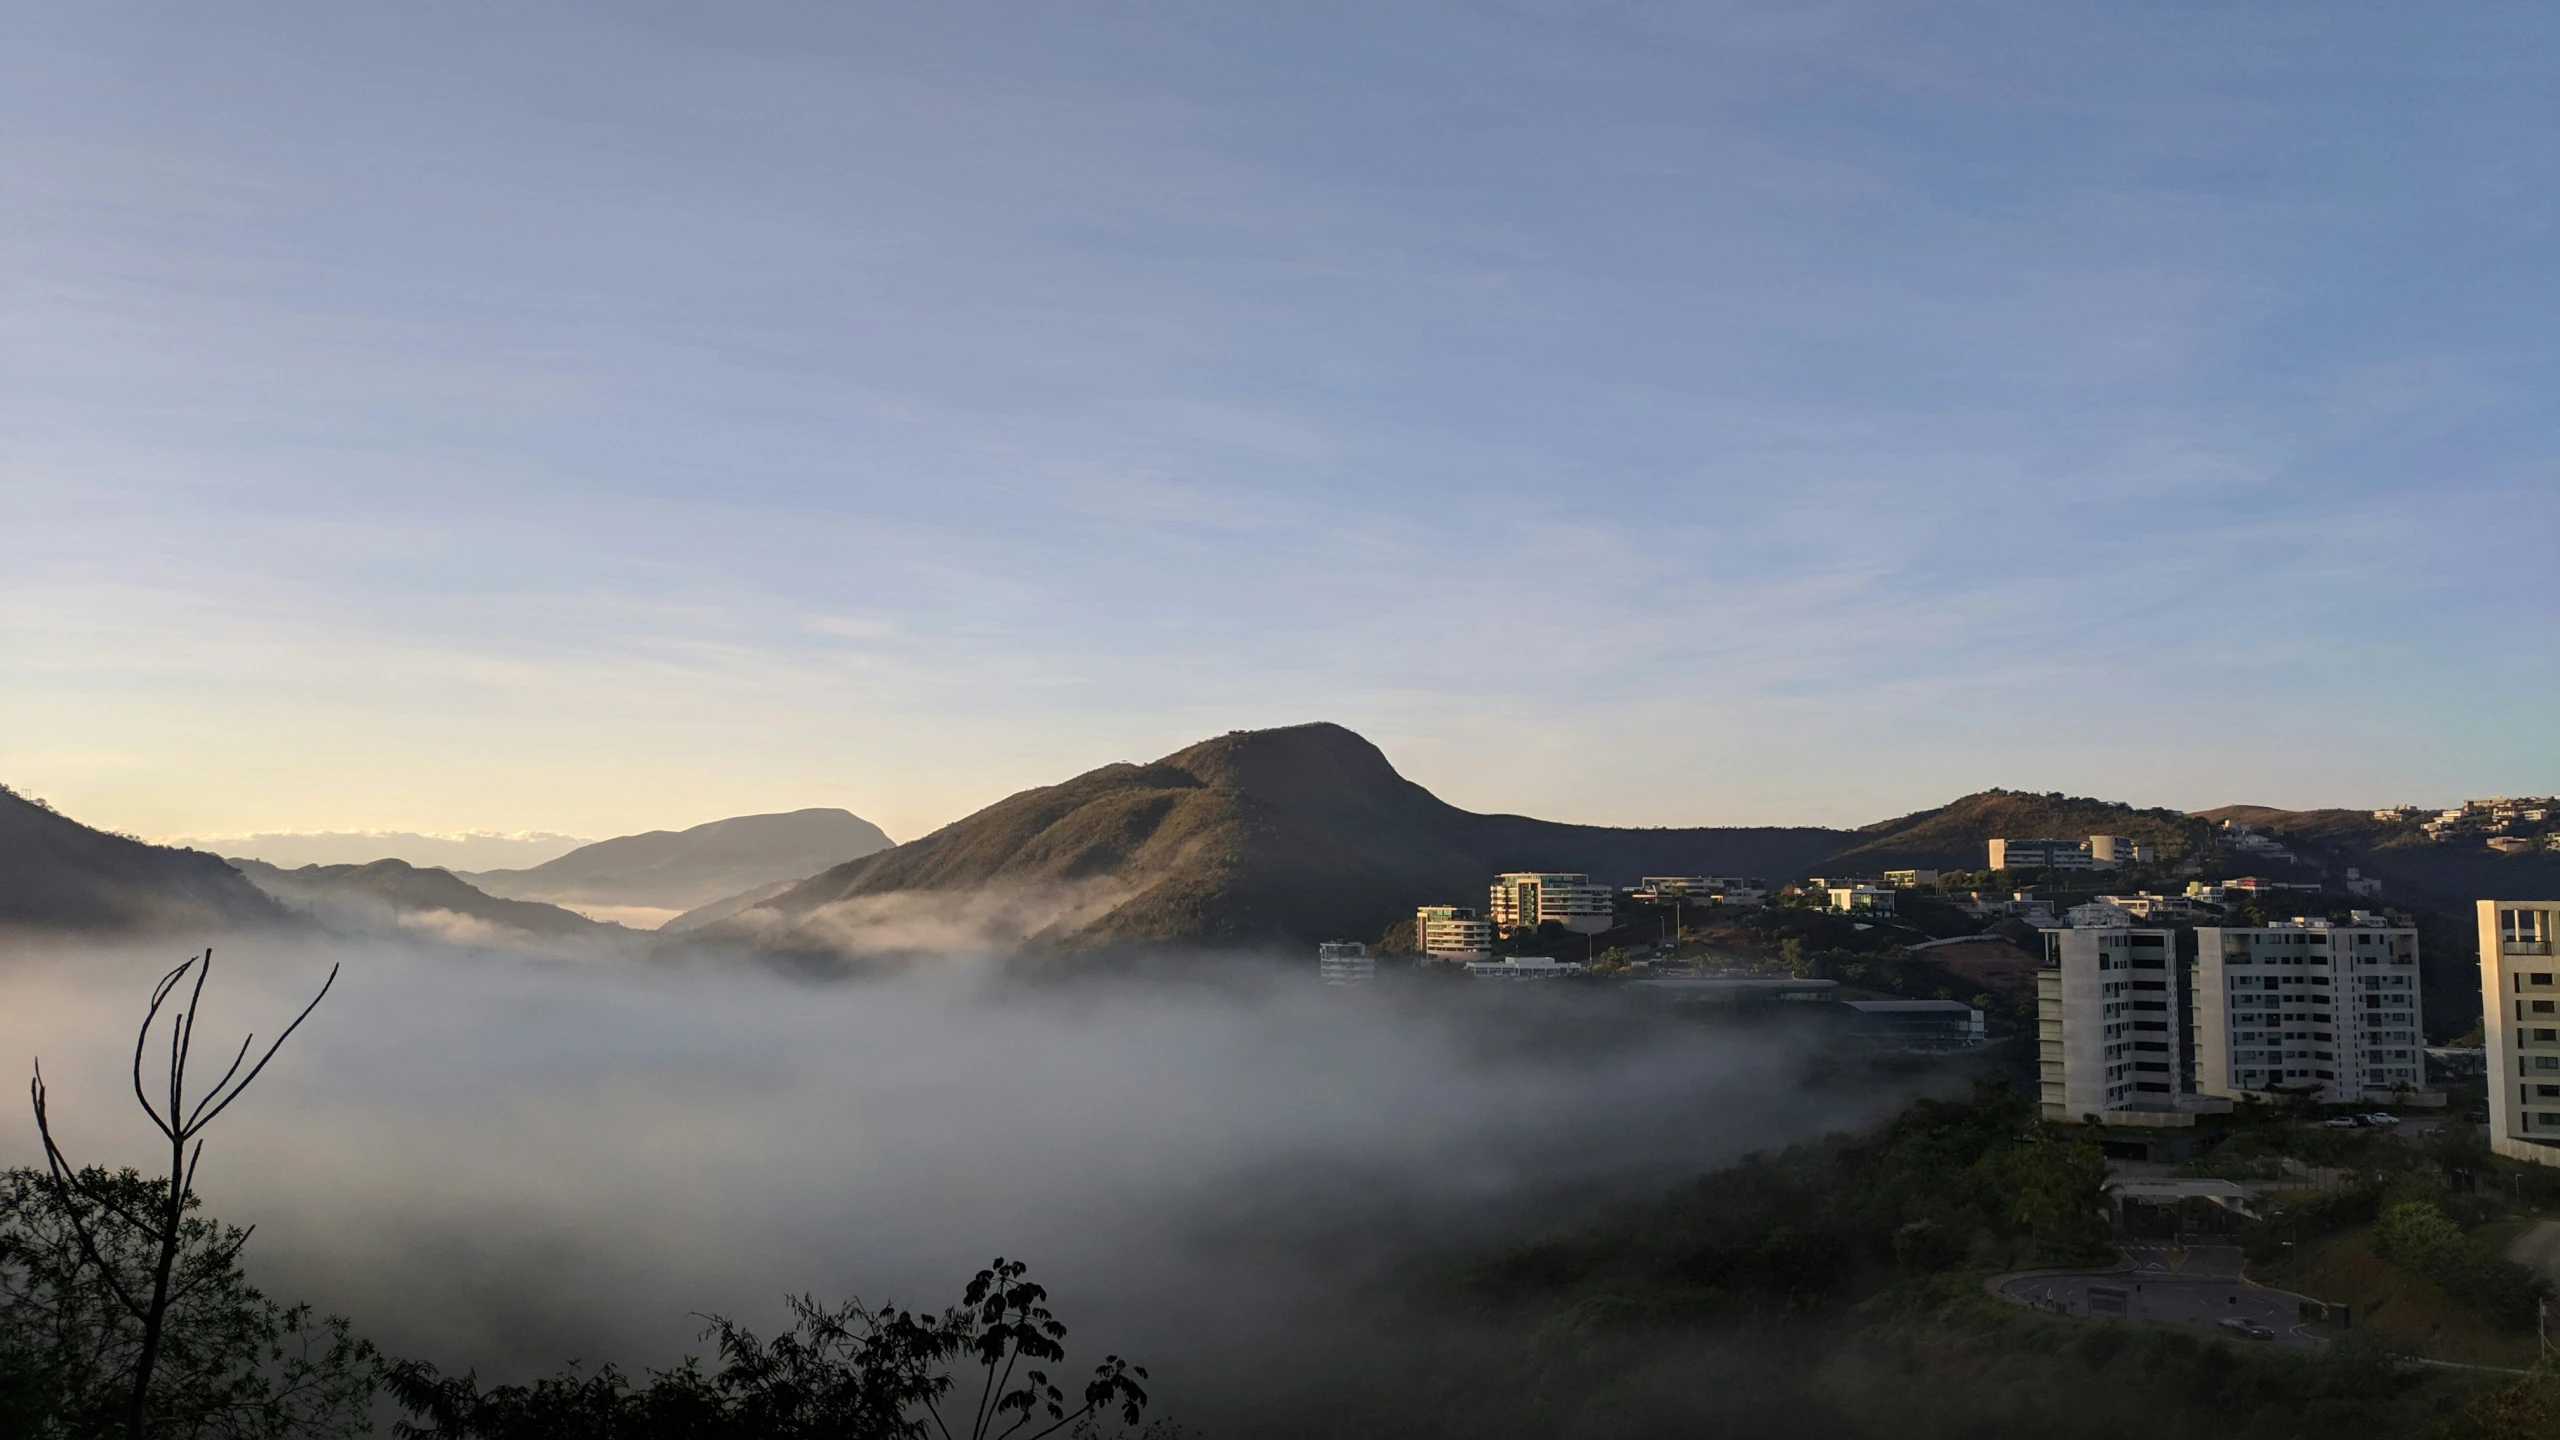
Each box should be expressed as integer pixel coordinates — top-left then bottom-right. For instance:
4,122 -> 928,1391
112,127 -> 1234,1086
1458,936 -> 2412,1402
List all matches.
1323,1082 -> 2506,1440
0,1173 -> 1167,1440
0,1167 -> 376,1438
2371,1202 -> 2548,1330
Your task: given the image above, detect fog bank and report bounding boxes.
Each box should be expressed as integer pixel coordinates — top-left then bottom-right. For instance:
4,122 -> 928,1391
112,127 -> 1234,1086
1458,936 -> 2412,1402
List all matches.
0,936 -> 1924,1422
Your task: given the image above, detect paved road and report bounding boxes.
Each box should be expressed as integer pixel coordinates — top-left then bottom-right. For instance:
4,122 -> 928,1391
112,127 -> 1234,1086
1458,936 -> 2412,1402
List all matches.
2506,1220 -> 2560,1286
2000,1244 -> 2319,1350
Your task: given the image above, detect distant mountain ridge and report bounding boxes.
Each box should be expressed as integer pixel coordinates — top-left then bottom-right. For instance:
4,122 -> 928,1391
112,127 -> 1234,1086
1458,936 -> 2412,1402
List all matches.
468,808 -> 894,915
14,748 -> 2549,957
0,784 -> 287,934
229,858 -> 611,941
693,723 -> 1853,956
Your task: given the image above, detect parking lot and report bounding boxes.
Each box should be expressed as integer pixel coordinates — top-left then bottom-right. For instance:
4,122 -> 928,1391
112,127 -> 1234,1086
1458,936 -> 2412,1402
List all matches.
1998,1244 -> 2320,1350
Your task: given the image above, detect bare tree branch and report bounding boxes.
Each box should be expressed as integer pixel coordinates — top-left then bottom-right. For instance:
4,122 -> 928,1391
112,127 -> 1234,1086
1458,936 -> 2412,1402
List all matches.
29,946 -> 340,1440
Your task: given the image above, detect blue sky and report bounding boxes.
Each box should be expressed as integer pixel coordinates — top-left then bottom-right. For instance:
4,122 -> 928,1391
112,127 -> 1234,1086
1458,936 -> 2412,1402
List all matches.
3,1 -> 2554,844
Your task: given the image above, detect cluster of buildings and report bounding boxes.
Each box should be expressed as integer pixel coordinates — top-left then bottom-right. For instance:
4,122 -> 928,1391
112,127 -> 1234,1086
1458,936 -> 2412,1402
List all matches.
2390,797 -> 2557,844
1421,871 -> 1761,961
1870,893 -> 2560,1178
1321,868 -> 1767,983
2370,799 -> 2558,853
2037,910 -> 2429,1124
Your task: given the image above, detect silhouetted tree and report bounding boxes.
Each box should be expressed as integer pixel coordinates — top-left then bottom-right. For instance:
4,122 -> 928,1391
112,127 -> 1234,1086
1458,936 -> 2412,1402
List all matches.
25,949 -> 342,1437
0,1166 -> 377,1438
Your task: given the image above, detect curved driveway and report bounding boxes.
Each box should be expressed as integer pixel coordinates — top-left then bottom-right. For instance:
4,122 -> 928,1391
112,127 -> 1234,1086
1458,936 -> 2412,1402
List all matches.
1997,1243 -> 2320,1350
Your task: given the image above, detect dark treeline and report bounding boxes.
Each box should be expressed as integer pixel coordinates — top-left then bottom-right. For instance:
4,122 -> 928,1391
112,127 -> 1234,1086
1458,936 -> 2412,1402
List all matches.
0,1166 -> 1169,1440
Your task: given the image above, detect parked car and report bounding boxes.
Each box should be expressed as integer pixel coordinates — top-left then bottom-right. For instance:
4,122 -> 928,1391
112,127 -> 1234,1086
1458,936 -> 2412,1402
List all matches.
2364,1113 -> 2402,1126
2217,1316 -> 2276,1341
2324,1116 -> 2364,1129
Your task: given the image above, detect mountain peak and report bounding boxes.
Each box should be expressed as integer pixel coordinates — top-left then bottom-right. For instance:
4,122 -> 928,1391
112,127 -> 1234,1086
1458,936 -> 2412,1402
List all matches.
697,722 -> 1850,956
1160,723 -> 1413,809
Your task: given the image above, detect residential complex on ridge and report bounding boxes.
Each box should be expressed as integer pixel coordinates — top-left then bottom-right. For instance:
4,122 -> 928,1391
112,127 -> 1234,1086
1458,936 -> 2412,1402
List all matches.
1487,871 -> 1615,935
1323,847 -> 2558,1174
1987,835 -> 2157,871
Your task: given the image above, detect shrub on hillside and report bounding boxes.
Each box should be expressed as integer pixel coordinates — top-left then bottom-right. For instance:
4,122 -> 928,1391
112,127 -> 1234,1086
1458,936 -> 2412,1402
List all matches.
2372,1201 -> 2550,1331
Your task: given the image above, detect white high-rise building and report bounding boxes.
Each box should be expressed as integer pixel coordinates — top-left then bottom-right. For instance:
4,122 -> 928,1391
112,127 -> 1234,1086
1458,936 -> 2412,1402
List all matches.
2037,926 -> 2183,1121
1415,904 -> 1493,960
1488,872 -> 1614,935
2192,916 -> 2423,1103
2481,901 -> 2560,1165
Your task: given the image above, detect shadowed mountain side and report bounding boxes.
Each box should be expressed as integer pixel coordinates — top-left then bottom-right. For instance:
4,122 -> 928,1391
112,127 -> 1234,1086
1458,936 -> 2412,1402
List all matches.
231,858 -> 614,941
689,723 -> 1851,956
659,877 -> 801,936
0,783 -> 290,934
1825,788 -> 2206,871
466,808 -> 893,912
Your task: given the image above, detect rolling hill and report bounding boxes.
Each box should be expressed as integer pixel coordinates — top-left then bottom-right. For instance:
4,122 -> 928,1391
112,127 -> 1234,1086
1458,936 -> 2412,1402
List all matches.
688,722 -> 1853,957
229,858 -> 613,942
0,784 -> 289,935
466,808 -> 894,922
1825,789 -> 2206,872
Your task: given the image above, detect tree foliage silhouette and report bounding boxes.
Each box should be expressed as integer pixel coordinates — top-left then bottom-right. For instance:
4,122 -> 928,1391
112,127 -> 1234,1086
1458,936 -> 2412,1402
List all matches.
24,949 -> 341,1438
387,1258 -> 1170,1440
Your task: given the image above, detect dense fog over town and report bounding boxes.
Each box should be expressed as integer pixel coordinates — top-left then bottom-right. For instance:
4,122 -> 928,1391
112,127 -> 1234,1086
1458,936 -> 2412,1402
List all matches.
0,935 -> 1898,1422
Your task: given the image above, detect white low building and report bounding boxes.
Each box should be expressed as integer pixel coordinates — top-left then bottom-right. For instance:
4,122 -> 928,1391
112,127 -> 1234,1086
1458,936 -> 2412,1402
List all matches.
1633,875 -> 1747,900
2100,893 -> 2194,921
1826,883 -> 1895,914
2067,899 -> 2138,929
1489,872 -> 1615,935
2088,836 -> 2157,868
1465,955 -> 1586,980
1318,941 -> 1374,986
1989,838 -> 2095,871
1415,904 -> 1493,960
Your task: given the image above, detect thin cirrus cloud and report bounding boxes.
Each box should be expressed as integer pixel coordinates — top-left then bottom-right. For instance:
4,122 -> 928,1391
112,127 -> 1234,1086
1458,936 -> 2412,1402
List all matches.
1,1 -> 2554,843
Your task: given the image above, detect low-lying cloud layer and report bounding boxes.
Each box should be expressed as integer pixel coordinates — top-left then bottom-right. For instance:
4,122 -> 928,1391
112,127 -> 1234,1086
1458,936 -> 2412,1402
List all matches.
0,934 -> 1922,1424
723,878 -> 1142,956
